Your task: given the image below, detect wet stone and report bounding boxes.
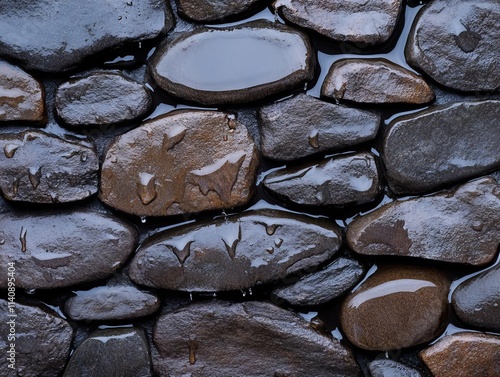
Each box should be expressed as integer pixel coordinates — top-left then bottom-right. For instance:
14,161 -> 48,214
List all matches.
0,0 -> 173,72
0,209 -> 137,289
383,100 -> 500,194
129,209 -> 342,292
0,59 -> 45,124
0,130 -> 99,203
406,0 -> 500,91
273,0 -> 403,45
368,359 -> 423,377
64,328 -> 152,377
100,110 -> 259,217
321,59 -> 434,104
340,264 -> 449,351
149,20 -> 314,105
419,332 -> 500,377
272,256 -> 365,307
177,0 -> 266,23
153,300 -> 359,376
0,300 -> 73,377
258,93 -> 380,161
55,72 -> 153,127
347,177 -> 500,265
263,152 -> 381,207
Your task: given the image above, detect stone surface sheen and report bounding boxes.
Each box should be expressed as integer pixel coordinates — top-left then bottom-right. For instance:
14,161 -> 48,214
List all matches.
129,209 -> 341,292
321,58 -> 434,104
0,130 -> 99,203
177,0 -> 265,22
55,72 -> 153,127
100,110 -> 258,217
149,20 -> 314,105
347,177 -> 500,265
383,100 -> 500,194
406,0 -> 500,91
258,93 -> 380,161
0,209 -> 137,289
340,264 -> 449,351
0,0 -> 173,72
153,301 -> 359,376
368,359 -> 423,377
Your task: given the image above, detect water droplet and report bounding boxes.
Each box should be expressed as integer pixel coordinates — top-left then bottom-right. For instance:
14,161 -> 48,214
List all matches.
162,126 -> 187,152
212,292 -> 217,298
4,144 -> 19,158
28,167 -> 42,189
266,247 -> 274,254
25,288 -> 36,295
140,216 -> 147,224
274,238 -> 283,248
164,238 -> 194,264
249,288 -> 253,296
189,292 -> 193,301
308,130 -> 319,149
264,224 -> 280,236
223,134 -> 228,141
472,221 -> 484,232
241,290 -> 247,298
110,156 -> 118,164
137,172 -> 157,205
474,307 -> 482,312
80,152 -> 88,162
19,227 -> 27,252
188,341 -> 197,365
50,193 -> 59,203
303,82 -> 308,91
12,178 -> 19,197
0,239 -> 5,245
221,224 -> 241,259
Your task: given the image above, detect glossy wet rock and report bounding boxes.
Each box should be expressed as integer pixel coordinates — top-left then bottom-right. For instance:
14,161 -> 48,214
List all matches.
64,328 -> 152,377
263,152 -> 381,207
340,264 -> 449,351
153,300 -> 359,376
129,209 -> 341,291
0,60 -> 45,123
0,0 -> 173,72
0,300 -> 73,377
100,111 -> 258,217
383,100 -> 500,194
258,93 -> 380,161
419,332 -> 500,377
321,59 -> 434,104
272,256 -> 365,306
0,209 -> 137,289
347,177 -> 500,265
406,0 -> 500,91
0,130 -> 99,203
149,20 -> 314,105
55,72 -> 153,127
368,359 -> 423,377
273,0 -> 403,45
177,0 -> 266,22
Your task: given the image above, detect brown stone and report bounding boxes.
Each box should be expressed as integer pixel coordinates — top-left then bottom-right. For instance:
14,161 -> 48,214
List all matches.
177,0 -> 266,22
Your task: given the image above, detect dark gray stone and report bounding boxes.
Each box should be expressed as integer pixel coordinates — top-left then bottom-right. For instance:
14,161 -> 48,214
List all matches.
177,0 -> 266,22
369,359 -> 422,377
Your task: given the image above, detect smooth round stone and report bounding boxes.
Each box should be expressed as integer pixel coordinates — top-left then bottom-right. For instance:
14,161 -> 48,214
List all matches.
177,0 -> 266,22
368,359 -> 423,377
340,264 -> 449,351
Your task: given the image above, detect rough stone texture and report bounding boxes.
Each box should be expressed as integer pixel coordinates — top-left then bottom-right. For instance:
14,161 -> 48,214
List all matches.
452,264 -> 500,332
0,0 -> 173,72
0,300 -> 73,377
149,20 -> 314,105
0,130 -> 99,203
64,328 -> 152,377
129,209 -> 342,292
340,264 -> 449,351
0,59 -> 45,123
153,300 -> 359,376
383,100 -> 500,194
177,0 -> 266,22
64,285 -> 161,321
419,332 -> 500,377
258,93 -> 380,161
368,359 -> 423,377
406,0 -> 500,92
347,177 -> 500,265
55,71 -> 153,127
273,0 -> 403,45
0,209 -> 137,289
321,58 -> 435,104
100,110 -> 259,217
263,152 -> 381,207
272,256 -> 365,306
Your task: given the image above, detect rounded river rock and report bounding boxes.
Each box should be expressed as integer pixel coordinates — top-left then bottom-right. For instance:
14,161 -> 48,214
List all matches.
177,0 -> 266,22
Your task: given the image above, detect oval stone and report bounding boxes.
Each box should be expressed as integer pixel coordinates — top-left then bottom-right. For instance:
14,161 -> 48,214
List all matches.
177,0 -> 266,22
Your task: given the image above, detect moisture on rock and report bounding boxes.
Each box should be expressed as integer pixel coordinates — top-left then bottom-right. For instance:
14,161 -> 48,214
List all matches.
177,0 -> 266,23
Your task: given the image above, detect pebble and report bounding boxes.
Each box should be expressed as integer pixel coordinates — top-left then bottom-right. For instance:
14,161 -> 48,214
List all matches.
177,0 -> 266,22
368,359 -> 423,377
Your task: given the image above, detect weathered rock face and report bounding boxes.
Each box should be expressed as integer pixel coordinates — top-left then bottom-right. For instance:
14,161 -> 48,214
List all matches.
0,60 -> 45,124
340,264 -> 449,351
368,359 -> 423,377
100,111 -> 259,217
263,152 -> 381,207
0,209 -> 137,289
0,0 -> 173,72
64,328 -> 152,377
0,300 -> 73,377
321,59 -> 434,104
347,177 -> 500,265
149,20 -> 314,105
273,0 -> 403,45
177,0 -> 265,22
419,333 -> 500,377
0,130 -> 99,203
129,209 -> 342,291
55,72 -> 153,127
258,93 -> 380,161
153,301 -> 359,376
406,0 -> 500,91
383,100 -> 500,194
